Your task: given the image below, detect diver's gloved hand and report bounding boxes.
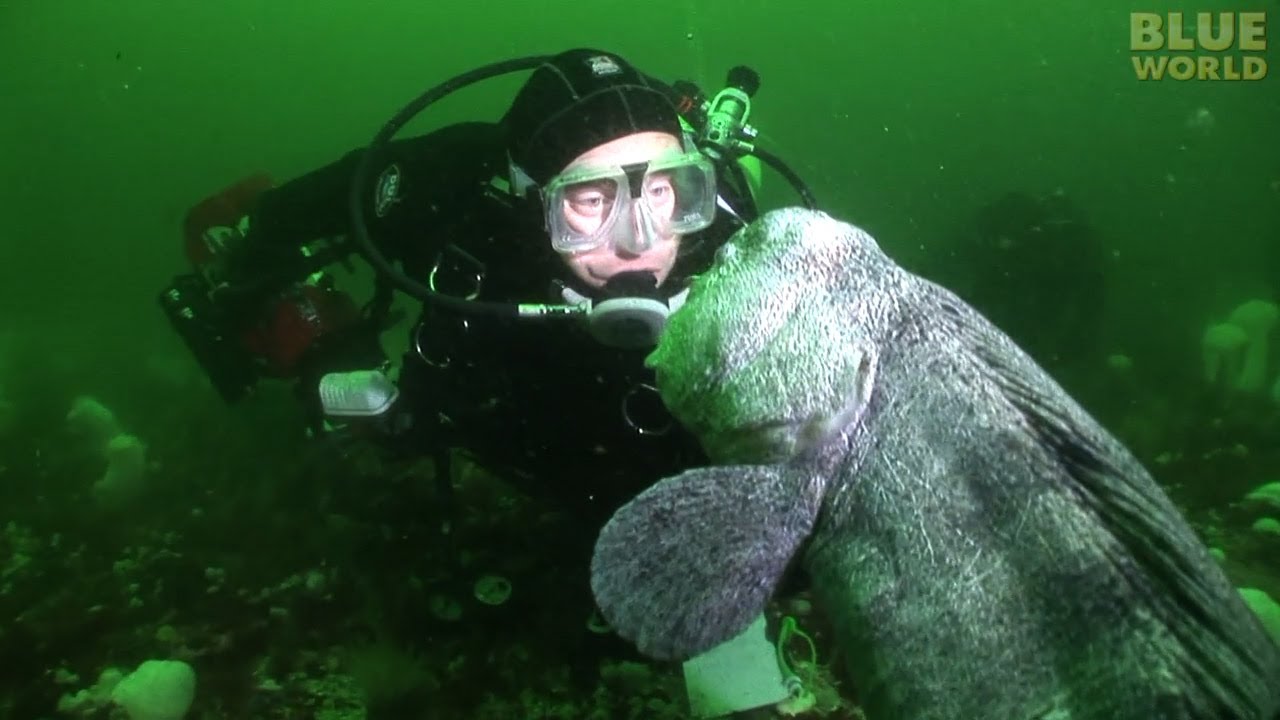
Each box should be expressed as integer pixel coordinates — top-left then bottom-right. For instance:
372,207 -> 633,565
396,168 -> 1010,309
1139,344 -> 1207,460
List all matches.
182,173 -> 272,284
210,222 -> 310,311
196,217 -> 251,287
200,218 -> 284,318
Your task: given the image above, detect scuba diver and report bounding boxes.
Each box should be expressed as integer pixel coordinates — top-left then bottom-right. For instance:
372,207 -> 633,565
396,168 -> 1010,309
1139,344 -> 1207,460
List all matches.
158,48 -> 818,699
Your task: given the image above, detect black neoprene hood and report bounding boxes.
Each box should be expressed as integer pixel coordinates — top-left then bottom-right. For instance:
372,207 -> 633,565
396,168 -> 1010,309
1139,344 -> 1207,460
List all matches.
501,49 -> 684,185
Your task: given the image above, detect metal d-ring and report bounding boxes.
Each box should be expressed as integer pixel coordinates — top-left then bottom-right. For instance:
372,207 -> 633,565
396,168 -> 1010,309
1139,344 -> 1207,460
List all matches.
428,244 -> 485,301
417,244 -> 485,369
414,320 -> 456,369
621,383 -> 673,436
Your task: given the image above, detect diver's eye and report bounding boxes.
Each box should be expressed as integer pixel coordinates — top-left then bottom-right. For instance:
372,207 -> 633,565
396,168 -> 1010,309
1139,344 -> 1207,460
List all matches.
565,180 -> 617,218
644,174 -> 673,200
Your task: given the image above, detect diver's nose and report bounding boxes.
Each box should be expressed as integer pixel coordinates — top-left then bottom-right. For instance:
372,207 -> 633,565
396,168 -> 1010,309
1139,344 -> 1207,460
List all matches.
611,206 -> 654,255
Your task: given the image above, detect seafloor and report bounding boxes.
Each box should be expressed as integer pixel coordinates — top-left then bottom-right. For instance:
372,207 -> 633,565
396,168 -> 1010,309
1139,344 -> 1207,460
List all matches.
1,347 -> 1277,719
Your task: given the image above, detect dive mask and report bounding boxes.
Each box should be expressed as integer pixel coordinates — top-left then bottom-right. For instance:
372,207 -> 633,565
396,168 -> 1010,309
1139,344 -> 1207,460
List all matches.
543,151 -> 717,255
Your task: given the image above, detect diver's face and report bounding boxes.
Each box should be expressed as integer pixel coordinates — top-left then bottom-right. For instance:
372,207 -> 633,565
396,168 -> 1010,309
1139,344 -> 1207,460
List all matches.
556,132 -> 683,289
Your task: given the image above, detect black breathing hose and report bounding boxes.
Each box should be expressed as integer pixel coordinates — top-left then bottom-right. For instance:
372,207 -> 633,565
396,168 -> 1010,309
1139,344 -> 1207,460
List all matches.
348,55 -> 818,313
347,56 -> 549,314
754,147 -> 818,209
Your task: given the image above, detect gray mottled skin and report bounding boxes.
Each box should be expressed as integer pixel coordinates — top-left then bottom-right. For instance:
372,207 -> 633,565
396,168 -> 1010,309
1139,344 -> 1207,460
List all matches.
590,208 -> 1280,719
